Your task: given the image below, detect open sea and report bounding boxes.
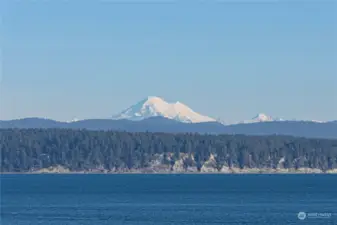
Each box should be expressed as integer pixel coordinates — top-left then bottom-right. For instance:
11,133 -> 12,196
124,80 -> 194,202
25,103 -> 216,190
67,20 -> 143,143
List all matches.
1,174 -> 337,225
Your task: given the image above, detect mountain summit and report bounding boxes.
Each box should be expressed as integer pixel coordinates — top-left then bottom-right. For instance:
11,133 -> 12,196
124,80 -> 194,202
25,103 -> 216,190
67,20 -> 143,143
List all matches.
112,96 -> 216,123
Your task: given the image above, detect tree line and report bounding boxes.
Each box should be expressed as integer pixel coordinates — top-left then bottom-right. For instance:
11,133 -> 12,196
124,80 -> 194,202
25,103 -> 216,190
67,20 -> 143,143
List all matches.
1,129 -> 337,172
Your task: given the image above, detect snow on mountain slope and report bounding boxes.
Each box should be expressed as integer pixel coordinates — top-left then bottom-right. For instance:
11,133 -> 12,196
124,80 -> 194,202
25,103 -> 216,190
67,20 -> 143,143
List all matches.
112,96 -> 216,123
235,113 -> 329,125
308,120 -> 325,123
240,113 -> 284,124
65,117 -> 80,123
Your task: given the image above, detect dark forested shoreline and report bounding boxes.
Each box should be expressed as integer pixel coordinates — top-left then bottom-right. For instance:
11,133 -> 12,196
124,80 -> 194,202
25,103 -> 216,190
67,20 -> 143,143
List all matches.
1,129 -> 337,173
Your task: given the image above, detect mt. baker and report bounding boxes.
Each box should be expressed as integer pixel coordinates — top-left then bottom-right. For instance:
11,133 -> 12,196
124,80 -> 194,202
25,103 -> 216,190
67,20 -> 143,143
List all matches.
112,96 -> 216,123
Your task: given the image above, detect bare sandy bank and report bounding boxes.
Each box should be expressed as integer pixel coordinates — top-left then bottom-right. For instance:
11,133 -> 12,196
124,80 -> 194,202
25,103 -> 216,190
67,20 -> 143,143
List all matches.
2,166 -> 337,175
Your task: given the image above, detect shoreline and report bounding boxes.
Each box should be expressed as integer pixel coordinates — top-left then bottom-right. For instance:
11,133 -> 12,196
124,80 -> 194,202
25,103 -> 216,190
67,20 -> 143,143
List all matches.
2,171 -> 337,175
3,164 -> 337,175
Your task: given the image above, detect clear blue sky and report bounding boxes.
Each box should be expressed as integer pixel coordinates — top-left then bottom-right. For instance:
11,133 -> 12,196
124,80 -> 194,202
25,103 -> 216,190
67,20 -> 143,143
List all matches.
1,1 -> 336,123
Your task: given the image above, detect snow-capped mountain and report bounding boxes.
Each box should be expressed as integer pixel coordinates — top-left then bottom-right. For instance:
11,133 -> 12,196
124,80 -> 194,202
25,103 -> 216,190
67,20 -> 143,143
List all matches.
112,96 -> 216,123
237,114 -> 328,124
240,113 -> 284,124
308,120 -> 325,123
66,118 -> 80,123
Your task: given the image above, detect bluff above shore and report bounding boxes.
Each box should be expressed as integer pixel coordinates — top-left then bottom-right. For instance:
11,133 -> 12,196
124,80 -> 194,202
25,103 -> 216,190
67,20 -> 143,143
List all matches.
1,129 -> 337,173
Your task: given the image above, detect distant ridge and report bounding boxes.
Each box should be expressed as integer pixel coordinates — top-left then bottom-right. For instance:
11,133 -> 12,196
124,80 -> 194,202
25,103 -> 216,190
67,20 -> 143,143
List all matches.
1,96 -> 335,139
1,116 -> 336,139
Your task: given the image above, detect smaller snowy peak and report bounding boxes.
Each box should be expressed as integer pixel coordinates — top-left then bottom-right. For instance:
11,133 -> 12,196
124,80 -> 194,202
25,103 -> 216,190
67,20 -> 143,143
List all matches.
294,119 -> 326,123
310,120 -> 325,123
66,117 -> 80,123
112,96 -> 216,123
238,114 -> 329,124
240,113 -> 283,124
252,113 -> 274,122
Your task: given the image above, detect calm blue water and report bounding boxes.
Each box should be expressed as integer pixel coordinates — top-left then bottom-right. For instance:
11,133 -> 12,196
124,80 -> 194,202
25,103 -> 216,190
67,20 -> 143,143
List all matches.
1,174 -> 337,225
